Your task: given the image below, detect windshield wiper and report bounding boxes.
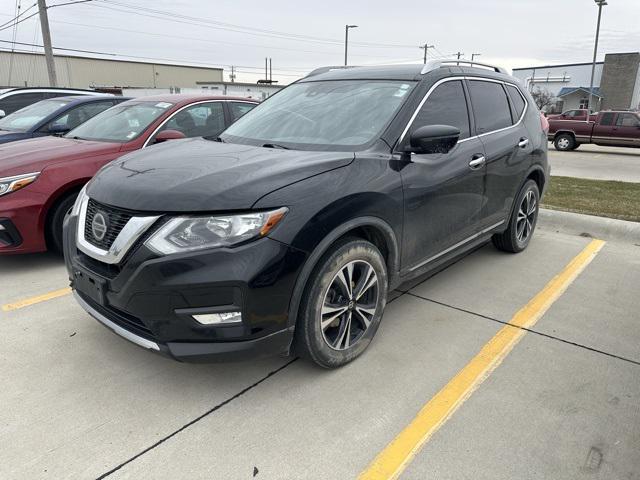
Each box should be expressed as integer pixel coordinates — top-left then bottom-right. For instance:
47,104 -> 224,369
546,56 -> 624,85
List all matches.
262,143 -> 290,150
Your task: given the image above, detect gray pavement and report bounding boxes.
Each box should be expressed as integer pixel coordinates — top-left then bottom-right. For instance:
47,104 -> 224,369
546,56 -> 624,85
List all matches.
549,143 -> 640,182
1,227 -> 639,479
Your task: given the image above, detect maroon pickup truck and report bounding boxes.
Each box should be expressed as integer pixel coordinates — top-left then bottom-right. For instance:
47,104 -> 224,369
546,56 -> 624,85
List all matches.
548,110 -> 640,151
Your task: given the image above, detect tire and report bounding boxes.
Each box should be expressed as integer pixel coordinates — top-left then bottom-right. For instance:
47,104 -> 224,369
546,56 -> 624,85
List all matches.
571,143 -> 581,151
294,238 -> 388,368
554,133 -> 575,151
492,180 -> 540,253
47,192 -> 78,254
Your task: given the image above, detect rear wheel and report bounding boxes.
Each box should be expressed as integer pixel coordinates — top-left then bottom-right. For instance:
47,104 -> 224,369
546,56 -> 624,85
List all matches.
554,133 -> 575,151
492,180 -> 540,253
294,238 -> 388,368
47,192 -> 78,254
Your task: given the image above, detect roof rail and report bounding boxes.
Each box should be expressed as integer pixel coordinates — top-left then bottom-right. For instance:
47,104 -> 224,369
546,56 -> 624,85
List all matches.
421,59 -> 509,75
306,65 -> 358,78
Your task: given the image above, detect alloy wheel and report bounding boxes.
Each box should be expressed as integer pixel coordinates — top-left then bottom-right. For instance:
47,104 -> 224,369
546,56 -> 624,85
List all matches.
516,190 -> 537,243
320,260 -> 379,351
557,137 -> 570,150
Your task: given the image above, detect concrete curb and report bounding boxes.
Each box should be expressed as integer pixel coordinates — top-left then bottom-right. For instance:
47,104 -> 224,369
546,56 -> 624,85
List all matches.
538,208 -> 640,245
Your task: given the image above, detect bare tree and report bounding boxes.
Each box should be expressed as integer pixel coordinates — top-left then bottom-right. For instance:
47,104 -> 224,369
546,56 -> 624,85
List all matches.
530,87 -> 555,112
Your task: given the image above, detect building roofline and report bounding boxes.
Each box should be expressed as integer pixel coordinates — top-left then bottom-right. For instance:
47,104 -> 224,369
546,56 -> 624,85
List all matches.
0,48 -> 223,72
512,61 -> 604,71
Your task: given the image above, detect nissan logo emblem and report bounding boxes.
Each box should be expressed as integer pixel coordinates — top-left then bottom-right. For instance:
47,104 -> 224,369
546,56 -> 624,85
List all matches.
91,212 -> 109,241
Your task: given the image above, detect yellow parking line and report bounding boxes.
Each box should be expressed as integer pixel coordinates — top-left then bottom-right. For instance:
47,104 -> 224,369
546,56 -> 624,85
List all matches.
358,239 -> 606,480
2,287 -> 72,312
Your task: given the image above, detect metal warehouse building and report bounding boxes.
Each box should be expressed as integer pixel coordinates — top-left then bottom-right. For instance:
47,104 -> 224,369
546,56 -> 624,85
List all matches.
0,50 -> 224,90
512,52 -> 640,113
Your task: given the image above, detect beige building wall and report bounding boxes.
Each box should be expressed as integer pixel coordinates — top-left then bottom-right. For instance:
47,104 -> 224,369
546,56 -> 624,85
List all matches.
0,51 -> 223,89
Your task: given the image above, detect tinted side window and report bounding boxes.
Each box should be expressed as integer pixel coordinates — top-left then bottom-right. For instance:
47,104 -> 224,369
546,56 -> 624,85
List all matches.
616,113 -> 640,127
48,101 -> 115,132
599,112 -> 615,126
411,80 -> 470,140
159,102 -> 225,138
506,85 -> 526,121
230,102 -> 256,122
469,81 -> 513,133
0,92 -> 48,115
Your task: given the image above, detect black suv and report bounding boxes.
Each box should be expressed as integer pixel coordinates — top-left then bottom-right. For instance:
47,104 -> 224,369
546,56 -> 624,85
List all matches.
64,60 -> 549,368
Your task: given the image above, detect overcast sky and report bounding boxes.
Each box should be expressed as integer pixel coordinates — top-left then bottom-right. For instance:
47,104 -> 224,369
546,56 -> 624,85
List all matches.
1,0 -> 639,84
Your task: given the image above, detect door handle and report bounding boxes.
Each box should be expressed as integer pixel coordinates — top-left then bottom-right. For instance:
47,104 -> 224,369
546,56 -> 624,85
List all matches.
468,155 -> 486,169
518,138 -> 530,148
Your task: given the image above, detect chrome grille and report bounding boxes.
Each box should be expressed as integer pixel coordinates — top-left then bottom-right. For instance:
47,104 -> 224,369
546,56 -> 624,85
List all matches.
84,199 -> 133,250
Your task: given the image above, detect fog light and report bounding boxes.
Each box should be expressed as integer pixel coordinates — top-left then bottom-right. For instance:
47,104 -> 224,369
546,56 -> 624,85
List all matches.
192,311 -> 242,325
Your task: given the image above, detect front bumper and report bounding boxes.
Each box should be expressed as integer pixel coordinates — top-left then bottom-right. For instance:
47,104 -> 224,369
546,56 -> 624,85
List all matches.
0,189 -> 49,254
64,213 -> 307,362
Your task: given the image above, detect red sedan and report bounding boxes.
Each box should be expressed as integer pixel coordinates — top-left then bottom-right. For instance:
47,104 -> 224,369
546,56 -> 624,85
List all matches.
0,95 -> 258,254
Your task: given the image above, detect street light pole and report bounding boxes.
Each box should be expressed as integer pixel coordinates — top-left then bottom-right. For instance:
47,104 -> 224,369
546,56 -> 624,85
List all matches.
344,24 -> 358,66
471,53 -> 481,65
588,0 -> 607,113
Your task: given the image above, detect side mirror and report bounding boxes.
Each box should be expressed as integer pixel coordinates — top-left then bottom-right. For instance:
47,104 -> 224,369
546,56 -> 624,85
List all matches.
48,124 -> 71,136
0,110 -> 5,119
407,125 -> 460,155
154,129 -> 186,144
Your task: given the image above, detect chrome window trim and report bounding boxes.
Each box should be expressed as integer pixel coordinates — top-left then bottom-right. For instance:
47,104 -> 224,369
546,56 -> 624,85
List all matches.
398,76 -> 529,148
142,99 -> 253,148
76,195 -> 160,264
409,220 -> 505,272
74,291 -> 160,351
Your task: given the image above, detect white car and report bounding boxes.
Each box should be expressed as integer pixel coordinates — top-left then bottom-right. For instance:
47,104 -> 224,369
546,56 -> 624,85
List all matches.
0,87 -> 111,118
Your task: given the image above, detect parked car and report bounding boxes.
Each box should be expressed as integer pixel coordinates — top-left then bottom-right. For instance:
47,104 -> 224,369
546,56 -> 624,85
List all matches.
63,61 -> 549,367
549,110 -> 640,150
0,87 -> 108,118
547,108 -> 590,121
0,95 -> 258,254
0,96 -> 129,145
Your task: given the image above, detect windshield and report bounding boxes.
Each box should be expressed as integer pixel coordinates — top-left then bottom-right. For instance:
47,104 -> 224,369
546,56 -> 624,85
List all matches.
221,80 -> 415,150
0,98 -> 72,132
66,101 -> 173,142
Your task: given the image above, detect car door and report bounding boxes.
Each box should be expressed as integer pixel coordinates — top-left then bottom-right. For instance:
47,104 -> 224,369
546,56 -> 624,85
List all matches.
398,79 -> 486,269
468,79 -> 532,229
591,112 -> 617,145
612,113 -> 640,147
228,101 -> 257,123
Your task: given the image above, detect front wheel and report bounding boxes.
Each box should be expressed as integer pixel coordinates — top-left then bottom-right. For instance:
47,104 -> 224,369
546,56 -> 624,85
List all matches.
294,238 -> 388,368
492,180 -> 540,253
47,192 -> 78,254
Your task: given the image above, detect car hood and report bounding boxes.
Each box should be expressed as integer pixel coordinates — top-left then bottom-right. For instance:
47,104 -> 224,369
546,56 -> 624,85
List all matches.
0,130 -> 31,145
0,136 -> 121,176
88,138 -> 354,211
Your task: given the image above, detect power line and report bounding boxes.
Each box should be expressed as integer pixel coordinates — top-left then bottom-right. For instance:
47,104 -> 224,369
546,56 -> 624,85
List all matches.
87,0 -> 418,50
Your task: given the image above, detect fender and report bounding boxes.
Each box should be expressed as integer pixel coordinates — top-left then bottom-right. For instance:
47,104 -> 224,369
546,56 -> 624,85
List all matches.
286,216 -> 400,330
502,164 -> 547,229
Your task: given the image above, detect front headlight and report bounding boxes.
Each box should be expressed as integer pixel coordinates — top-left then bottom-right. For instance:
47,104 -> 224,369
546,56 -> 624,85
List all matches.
70,184 -> 89,216
145,207 -> 288,255
0,172 -> 40,197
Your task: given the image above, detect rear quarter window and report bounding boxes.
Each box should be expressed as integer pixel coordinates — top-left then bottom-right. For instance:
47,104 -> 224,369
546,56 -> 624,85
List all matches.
468,80 -> 513,134
505,84 -> 526,122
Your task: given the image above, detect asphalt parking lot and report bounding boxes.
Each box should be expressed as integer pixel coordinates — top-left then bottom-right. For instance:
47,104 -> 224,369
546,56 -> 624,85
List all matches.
549,143 -> 640,182
1,225 -> 639,479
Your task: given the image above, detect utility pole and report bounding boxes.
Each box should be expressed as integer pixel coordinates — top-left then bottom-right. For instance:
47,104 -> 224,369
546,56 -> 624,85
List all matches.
230,66 -> 236,83
37,0 -> 57,87
419,43 -> 434,64
265,57 -> 268,82
269,58 -> 272,83
344,24 -> 358,66
455,51 -> 464,61
588,0 -> 607,113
